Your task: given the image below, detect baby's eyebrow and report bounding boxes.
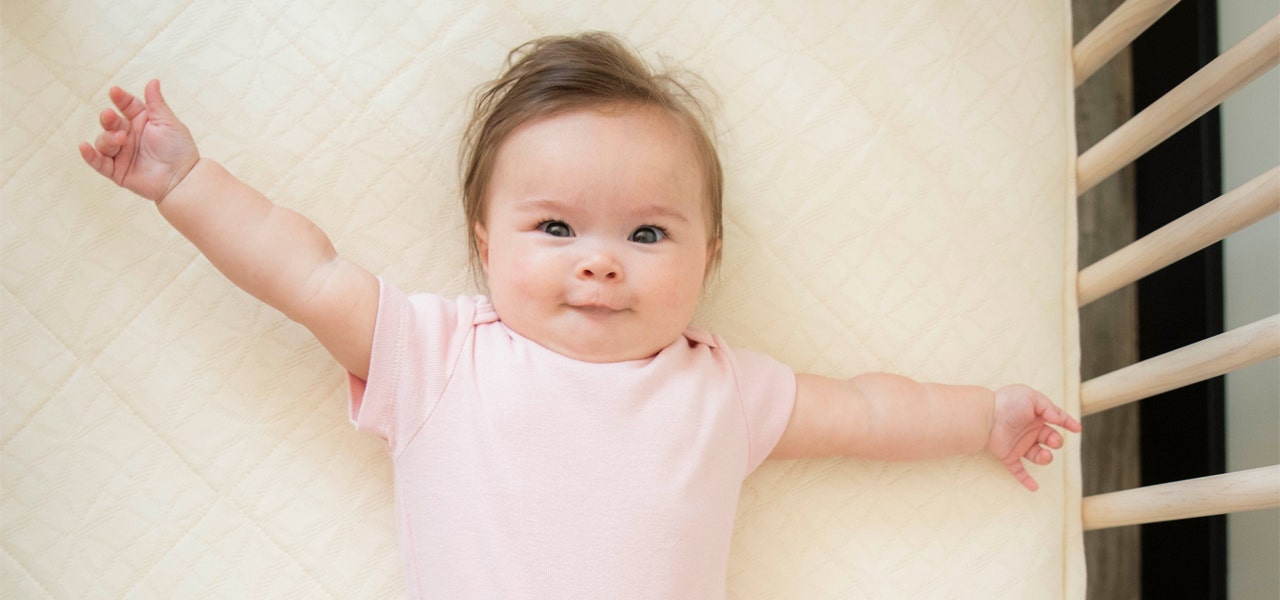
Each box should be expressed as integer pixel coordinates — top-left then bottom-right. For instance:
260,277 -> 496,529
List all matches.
515,197 -> 691,223
630,204 -> 690,223
514,198 -> 574,214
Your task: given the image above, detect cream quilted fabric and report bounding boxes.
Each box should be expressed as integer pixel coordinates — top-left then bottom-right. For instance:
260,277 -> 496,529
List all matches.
2,0 -> 1083,597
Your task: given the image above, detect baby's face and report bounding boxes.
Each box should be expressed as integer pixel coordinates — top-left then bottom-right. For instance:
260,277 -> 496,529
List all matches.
476,104 -> 715,363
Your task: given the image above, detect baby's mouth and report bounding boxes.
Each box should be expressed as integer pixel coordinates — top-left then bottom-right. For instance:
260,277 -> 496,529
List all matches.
568,302 -> 627,314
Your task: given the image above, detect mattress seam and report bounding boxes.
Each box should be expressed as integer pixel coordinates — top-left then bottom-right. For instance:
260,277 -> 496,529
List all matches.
0,542 -> 55,597
1059,0 -> 1086,596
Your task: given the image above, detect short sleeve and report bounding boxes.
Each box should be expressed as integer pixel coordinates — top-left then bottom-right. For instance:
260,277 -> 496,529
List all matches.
346,278 -> 475,455
728,347 -> 797,475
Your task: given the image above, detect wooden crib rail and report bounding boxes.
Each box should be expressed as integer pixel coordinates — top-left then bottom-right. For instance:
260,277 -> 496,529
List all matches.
1078,166 -> 1280,306
1081,314 -> 1280,416
1073,0 -> 1180,87
1082,465 -> 1280,531
1073,1 -> 1279,585
1076,13 -> 1280,196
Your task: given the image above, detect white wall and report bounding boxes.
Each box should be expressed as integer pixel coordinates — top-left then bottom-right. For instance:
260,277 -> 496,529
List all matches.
1218,1 -> 1279,598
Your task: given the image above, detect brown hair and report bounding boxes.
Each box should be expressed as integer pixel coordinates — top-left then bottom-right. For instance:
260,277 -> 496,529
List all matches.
460,32 -> 723,274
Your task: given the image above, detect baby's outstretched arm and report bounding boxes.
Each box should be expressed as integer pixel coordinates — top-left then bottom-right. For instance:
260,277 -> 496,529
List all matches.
769,373 -> 1081,491
79,80 -> 378,379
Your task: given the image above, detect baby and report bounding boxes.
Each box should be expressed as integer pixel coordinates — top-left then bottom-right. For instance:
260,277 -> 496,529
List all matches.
80,32 -> 1080,598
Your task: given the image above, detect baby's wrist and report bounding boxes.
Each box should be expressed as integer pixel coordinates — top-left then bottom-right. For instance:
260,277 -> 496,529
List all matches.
155,155 -> 204,206
983,386 -> 1001,454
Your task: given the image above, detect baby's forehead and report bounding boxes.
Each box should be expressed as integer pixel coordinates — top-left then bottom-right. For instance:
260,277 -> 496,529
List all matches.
494,104 -> 705,184
496,103 -> 718,231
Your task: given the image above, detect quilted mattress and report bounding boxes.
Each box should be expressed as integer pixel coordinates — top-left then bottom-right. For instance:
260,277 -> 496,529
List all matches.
1,0 -> 1083,597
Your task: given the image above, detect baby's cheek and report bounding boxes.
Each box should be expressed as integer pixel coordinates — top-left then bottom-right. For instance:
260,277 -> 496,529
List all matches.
501,253 -> 551,297
506,273 -> 540,299
656,268 -> 703,317
676,256 -> 709,297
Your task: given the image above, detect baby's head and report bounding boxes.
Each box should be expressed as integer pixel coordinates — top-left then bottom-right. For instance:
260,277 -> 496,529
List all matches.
462,32 -> 723,271
459,33 -> 724,362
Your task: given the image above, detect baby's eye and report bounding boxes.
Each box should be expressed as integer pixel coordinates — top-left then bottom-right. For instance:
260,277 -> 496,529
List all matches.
538,220 -> 574,237
629,226 -> 667,244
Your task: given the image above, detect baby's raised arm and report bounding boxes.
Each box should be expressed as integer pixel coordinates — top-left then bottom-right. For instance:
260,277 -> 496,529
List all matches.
79,80 -> 378,379
769,373 -> 1081,491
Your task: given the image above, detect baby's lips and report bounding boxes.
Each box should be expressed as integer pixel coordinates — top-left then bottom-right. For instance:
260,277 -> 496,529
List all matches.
568,302 -> 627,313
564,293 -> 628,312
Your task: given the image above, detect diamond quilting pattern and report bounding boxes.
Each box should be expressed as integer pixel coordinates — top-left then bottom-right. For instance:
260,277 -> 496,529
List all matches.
2,369 -> 216,598
1,0 -> 1080,598
120,498 -> 338,599
1,289 -> 78,445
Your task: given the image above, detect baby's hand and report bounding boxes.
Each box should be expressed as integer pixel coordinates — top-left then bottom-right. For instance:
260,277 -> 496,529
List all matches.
78,79 -> 199,203
984,384 -> 1082,492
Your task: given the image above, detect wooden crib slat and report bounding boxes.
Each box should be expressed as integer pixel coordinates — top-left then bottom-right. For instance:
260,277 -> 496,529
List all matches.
1078,166 -> 1280,306
1082,465 -> 1280,531
1073,0 -> 1180,87
1081,314 -> 1280,416
1076,14 -> 1280,196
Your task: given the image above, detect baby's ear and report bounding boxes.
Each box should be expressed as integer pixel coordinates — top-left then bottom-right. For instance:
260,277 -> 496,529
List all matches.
706,238 -> 723,267
474,223 -> 491,271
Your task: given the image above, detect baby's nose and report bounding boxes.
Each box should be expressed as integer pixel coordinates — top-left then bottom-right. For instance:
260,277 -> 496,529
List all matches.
576,252 -> 623,281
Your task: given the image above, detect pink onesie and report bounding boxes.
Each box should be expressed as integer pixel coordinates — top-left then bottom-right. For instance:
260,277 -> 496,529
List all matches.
348,278 -> 796,598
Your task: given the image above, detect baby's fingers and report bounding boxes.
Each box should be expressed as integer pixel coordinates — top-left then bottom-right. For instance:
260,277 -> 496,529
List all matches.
1034,393 -> 1083,433
1039,426 -> 1064,449
1055,410 -> 1083,433
1024,444 -> 1053,466
99,107 -> 125,132
1005,459 -> 1039,492
93,128 -> 127,158
108,85 -> 146,121
94,108 -> 129,157
78,142 -> 113,178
